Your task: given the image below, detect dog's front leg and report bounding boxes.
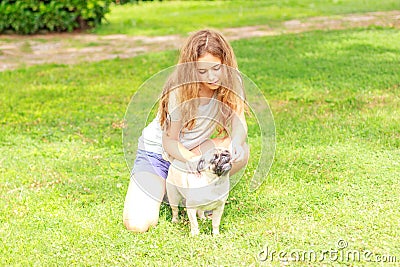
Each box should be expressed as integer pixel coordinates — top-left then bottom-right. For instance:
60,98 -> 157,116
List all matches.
186,208 -> 199,236
211,204 -> 225,235
166,183 -> 180,223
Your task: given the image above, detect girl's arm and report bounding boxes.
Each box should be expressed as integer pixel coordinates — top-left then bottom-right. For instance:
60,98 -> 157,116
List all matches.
230,109 -> 248,162
162,120 -> 197,162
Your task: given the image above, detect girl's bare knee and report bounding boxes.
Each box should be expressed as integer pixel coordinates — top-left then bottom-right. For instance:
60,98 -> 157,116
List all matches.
123,216 -> 158,233
122,200 -> 160,233
124,219 -> 149,233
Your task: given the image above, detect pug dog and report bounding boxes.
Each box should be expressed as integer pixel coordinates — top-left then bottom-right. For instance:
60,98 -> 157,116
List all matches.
166,148 -> 232,236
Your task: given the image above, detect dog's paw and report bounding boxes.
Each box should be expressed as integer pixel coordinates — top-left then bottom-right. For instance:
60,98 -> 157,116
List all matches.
212,228 -> 220,236
171,217 -> 179,223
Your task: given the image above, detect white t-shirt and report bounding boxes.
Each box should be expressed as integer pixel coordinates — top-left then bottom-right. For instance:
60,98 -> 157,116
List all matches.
137,91 -> 220,155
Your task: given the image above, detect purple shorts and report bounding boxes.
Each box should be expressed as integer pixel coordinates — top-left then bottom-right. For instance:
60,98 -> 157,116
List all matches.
132,149 -> 171,179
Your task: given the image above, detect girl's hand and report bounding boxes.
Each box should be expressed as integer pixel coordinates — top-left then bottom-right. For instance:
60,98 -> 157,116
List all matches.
185,156 -> 200,174
230,141 -> 245,163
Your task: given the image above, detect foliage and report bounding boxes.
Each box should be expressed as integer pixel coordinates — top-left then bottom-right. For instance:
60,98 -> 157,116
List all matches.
114,0 -> 157,5
0,0 -> 112,34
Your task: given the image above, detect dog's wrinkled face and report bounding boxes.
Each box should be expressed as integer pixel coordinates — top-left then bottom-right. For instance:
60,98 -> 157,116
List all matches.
197,148 -> 232,177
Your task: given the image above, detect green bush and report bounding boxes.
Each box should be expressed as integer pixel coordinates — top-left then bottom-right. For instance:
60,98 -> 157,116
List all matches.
0,0 -> 112,34
115,0 -> 138,4
114,0 -> 161,5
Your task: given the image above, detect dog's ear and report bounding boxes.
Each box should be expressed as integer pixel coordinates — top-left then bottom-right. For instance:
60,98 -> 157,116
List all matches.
210,153 -> 219,164
197,159 -> 205,173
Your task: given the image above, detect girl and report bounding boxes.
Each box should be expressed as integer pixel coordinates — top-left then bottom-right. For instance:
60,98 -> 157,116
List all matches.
123,29 -> 249,232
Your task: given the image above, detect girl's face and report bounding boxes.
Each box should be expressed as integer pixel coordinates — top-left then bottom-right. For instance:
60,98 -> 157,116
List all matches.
197,53 -> 222,91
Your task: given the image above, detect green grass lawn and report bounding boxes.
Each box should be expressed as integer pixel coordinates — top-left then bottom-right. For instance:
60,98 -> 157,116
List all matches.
94,0 -> 400,36
1,26 -> 399,265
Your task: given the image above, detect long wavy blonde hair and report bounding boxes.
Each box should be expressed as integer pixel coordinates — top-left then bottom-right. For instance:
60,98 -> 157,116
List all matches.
159,29 -> 246,136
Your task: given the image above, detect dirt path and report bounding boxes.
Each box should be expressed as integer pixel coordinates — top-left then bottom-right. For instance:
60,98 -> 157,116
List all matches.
0,10 -> 399,71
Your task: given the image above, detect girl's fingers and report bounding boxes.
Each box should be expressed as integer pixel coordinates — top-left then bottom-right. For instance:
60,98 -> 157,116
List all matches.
232,146 -> 244,162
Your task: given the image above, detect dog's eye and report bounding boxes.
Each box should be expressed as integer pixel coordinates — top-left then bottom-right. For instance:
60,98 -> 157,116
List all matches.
222,150 -> 230,157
